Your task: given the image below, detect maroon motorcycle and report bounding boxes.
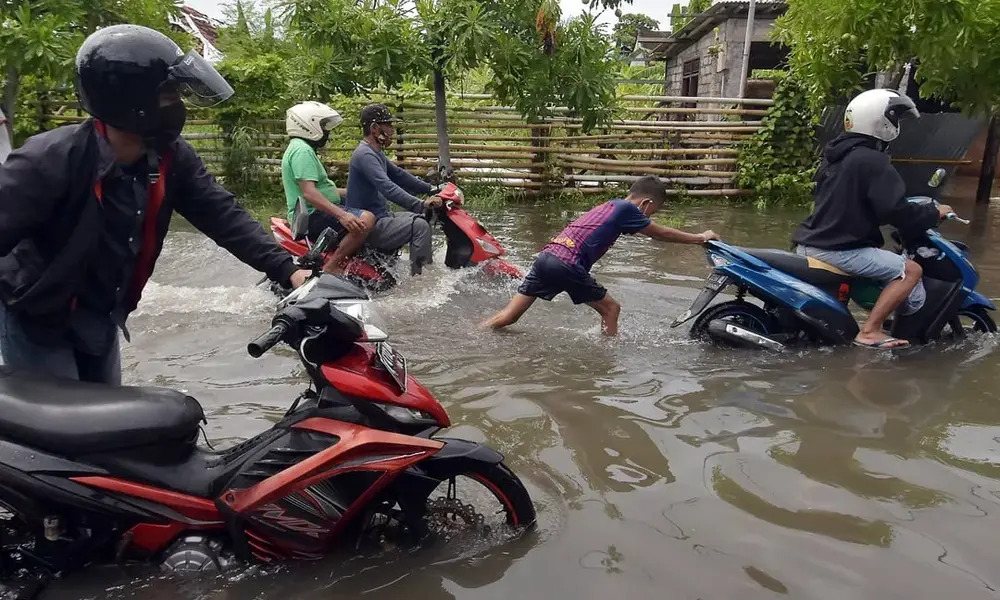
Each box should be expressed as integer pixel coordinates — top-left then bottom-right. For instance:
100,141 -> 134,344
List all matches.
0,231 -> 535,598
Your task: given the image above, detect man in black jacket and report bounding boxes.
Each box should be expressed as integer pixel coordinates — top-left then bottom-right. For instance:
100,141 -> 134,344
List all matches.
793,89 -> 952,349
0,25 -> 310,384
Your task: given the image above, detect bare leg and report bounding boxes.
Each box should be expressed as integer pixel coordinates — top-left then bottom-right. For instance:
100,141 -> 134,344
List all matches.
481,294 -> 537,330
324,211 -> 376,275
856,259 -> 921,347
587,295 -> 621,336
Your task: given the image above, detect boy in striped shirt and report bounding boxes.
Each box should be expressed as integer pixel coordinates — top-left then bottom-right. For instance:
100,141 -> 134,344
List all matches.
481,176 -> 719,336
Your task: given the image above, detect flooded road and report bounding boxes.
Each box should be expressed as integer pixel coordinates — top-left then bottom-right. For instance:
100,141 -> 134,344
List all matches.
47,181 -> 1000,599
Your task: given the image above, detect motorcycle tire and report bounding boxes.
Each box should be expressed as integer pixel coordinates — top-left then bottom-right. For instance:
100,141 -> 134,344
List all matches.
947,307 -> 998,336
690,300 -> 778,345
424,461 -> 536,531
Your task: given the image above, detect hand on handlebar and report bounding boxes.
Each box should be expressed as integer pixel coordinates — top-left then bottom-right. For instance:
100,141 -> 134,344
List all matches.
937,204 -> 954,221
698,230 -> 720,244
289,269 -> 311,288
424,195 -> 444,209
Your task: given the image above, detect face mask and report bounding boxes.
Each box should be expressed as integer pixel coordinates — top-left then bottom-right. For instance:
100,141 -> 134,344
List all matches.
640,200 -> 654,217
375,124 -> 393,147
151,102 -> 187,150
310,131 -> 330,149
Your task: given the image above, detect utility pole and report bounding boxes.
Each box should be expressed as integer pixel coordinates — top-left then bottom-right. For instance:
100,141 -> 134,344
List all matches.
737,0 -> 757,98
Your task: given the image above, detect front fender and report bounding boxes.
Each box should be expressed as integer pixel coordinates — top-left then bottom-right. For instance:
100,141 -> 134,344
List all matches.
391,439 -> 506,510
417,438 -> 504,478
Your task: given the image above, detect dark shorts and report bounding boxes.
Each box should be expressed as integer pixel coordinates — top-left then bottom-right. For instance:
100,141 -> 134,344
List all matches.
307,207 -> 364,240
517,252 -> 607,304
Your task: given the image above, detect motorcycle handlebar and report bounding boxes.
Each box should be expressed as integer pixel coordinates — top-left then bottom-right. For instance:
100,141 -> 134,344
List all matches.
248,321 -> 289,358
946,212 -> 970,225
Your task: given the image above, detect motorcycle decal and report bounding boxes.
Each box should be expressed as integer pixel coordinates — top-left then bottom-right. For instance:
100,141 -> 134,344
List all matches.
255,502 -> 330,539
223,420 -> 442,515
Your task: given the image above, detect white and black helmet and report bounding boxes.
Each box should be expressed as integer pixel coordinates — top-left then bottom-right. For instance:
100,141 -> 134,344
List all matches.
844,89 -> 920,143
285,101 -> 343,141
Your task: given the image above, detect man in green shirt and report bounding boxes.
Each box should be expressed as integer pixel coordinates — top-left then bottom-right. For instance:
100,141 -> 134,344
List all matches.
282,101 -> 374,274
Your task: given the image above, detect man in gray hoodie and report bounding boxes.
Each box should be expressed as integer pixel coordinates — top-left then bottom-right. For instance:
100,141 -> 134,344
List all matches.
344,104 -> 442,275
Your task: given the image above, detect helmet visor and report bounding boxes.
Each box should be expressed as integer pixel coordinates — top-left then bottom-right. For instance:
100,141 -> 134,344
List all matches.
167,51 -> 234,107
320,114 -> 343,131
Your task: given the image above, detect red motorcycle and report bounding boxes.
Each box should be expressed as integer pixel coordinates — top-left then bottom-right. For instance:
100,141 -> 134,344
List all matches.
270,183 -> 523,293
0,235 -> 535,597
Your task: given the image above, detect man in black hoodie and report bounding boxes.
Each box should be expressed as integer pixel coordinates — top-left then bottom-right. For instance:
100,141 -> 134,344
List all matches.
793,89 -> 952,349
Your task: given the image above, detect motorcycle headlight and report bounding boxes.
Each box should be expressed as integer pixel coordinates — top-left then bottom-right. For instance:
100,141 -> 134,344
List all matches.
708,253 -> 729,267
380,404 -> 438,425
331,299 -> 389,341
477,238 -> 500,256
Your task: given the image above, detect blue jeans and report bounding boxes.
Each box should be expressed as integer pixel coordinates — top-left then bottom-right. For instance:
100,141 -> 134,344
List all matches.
0,302 -> 121,385
796,245 -> 926,315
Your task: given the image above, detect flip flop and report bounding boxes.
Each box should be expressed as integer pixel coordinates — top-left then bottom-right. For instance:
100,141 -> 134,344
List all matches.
853,337 -> 910,349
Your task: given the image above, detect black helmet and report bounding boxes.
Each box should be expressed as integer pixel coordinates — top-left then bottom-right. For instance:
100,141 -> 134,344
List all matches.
75,24 -> 234,140
360,103 -> 398,134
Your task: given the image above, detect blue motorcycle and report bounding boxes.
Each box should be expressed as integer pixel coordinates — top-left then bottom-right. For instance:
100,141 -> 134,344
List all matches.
672,170 -> 996,350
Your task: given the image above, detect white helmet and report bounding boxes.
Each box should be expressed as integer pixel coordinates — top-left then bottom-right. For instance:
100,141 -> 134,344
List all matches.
286,101 -> 343,141
844,89 -> 920,143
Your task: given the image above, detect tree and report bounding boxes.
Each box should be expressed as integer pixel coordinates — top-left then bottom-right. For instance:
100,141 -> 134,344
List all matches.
773,0 -> 1000,201
774,0 -> 1000,114
263,0 -> 625,177
0,1 -> 185,123
612,13 -> 659,57
670,0 -> 710,33
0,0 -> 185,140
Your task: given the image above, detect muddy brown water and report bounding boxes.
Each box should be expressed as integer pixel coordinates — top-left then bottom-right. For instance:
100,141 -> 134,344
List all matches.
44,181 -> 1000,599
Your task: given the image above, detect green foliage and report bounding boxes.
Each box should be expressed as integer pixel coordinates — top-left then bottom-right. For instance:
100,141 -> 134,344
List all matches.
735,72 -> 818,208
773,0 -> 1000,114
670,0 -> 710,33
215,0 -> 626,136
0,0 -> 187,140
277,0 -> 428,95
490,13 -> 618,132
612,13 -> 659,57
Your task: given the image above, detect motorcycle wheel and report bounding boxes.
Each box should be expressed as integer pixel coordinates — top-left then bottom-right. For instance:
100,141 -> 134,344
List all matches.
947,307 -> 998,336
420,462 -> 536,534
689,300 -> 777,344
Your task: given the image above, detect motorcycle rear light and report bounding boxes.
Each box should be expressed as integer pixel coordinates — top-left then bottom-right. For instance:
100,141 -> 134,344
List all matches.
709,253 -> 729,267
477,238 -> 500,256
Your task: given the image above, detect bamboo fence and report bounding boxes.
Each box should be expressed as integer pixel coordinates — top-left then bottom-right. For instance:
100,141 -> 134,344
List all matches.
40,89 -> 773,196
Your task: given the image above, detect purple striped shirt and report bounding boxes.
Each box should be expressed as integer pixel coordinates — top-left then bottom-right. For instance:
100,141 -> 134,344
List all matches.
541,199 -> 651,271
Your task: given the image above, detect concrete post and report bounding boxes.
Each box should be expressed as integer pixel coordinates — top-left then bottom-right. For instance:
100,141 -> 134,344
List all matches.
737,0 -> 757,99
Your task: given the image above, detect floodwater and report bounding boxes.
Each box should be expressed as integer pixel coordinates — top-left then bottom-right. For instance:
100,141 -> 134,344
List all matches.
45,180 -> 1000,599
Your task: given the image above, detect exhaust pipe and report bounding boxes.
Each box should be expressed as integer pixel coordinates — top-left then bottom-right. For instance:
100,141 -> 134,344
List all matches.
707,319 -> 785,352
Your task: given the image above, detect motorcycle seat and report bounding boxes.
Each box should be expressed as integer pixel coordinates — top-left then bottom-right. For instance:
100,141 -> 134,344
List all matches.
737,247 -> 852,286
0,371 -> 205,455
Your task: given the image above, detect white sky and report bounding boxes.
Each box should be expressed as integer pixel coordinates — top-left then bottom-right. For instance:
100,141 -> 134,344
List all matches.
183,0 -> 675,32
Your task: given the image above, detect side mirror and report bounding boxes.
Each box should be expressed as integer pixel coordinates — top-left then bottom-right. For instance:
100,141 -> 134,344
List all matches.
928,168 -> 946,188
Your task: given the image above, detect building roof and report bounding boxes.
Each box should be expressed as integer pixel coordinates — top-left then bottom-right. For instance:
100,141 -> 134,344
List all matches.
637,0 -> 788,60
170,5 -> 223,63
178,6 -> 219,45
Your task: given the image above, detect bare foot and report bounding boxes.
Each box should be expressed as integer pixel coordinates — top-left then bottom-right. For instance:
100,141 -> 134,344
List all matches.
854,331 -> 909,348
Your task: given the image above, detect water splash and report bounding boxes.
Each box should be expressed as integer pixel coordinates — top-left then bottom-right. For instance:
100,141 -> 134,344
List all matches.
133,281 -> 276,317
